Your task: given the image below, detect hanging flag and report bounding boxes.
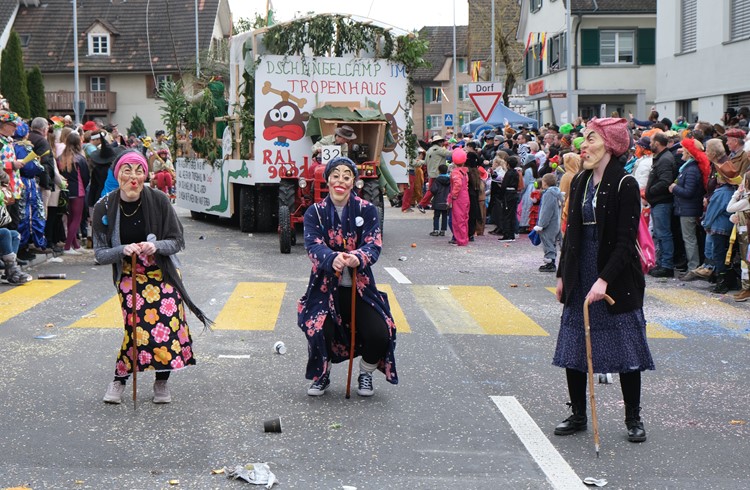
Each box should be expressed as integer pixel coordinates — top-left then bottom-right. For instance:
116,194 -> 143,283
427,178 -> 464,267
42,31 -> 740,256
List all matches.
524,32 -> 532,56
266,0 -> 275,26
472,61 -> 481,82
532,32 -> 537,60
540,32 -> 547,61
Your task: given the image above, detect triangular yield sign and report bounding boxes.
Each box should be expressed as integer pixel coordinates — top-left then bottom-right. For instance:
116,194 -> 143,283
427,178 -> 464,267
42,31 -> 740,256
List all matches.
469,92 -> 502,122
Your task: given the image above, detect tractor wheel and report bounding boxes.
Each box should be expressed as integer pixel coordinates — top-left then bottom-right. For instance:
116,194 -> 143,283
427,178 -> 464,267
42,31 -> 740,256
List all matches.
278,180 -> 296,210
361,179 -> 382,208
279,205 -> 292,254
238,186 -> 256,233
256,186 -> 276,232
377,202 -> 385,237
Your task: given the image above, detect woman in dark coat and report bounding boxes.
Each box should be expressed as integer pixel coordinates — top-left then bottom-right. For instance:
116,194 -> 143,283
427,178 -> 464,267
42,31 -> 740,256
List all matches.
299,157 -> 397,398
57,131 -> 90,253
554,117 -> 654,443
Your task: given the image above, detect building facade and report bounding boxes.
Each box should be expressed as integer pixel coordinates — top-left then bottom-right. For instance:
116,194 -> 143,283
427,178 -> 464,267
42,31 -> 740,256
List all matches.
517,0 -> 656,124
8,0 -> 232,134
655,0 -> 750,124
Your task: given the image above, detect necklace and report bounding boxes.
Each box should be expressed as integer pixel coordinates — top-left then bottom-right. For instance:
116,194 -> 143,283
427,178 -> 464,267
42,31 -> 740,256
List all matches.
120,200 -> 142,218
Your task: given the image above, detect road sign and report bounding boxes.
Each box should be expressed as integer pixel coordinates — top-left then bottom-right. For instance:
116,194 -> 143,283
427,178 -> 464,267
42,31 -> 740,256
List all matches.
444,113 -> 454,127
468,82 -> 502,122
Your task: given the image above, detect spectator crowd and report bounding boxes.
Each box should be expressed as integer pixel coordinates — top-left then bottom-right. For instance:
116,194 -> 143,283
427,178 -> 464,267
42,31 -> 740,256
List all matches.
0,97 -> 177,284
401,108 -> 750,300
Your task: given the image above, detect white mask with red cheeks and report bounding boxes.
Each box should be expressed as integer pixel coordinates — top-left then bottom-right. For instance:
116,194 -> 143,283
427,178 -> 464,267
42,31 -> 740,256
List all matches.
117,163 -> 147,201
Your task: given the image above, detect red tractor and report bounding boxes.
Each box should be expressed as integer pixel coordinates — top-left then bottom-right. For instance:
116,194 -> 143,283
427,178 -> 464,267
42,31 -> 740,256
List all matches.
277,118 -> 387,254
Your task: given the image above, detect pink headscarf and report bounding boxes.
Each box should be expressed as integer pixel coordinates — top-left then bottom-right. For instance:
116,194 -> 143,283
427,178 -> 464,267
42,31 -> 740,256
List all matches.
113,151 -> 148,178
584,117 -> 631,157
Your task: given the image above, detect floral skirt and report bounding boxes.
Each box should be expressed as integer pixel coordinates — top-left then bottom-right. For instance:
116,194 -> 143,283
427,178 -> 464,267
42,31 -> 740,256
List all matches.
114,254 -> 195,376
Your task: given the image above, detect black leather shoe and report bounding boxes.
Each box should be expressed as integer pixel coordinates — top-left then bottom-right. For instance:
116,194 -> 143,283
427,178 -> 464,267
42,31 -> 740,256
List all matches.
648,267 -> 673,278
625,405 -> 647,442
554,403 -> 587,436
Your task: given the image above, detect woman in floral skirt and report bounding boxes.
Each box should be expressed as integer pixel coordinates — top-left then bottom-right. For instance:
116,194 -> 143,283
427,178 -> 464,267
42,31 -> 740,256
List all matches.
93,151 -> 211,404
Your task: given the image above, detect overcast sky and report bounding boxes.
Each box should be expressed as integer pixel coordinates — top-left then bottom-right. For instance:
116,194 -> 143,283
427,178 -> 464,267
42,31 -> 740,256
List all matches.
227,0 -> 470,33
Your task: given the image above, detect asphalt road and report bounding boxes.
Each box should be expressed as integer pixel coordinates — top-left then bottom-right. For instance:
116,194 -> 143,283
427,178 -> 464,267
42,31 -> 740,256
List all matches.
1,205 -> 749,489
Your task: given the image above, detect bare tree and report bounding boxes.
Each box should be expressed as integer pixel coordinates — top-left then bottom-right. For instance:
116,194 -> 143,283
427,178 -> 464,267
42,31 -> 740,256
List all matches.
467,0 -> 524,107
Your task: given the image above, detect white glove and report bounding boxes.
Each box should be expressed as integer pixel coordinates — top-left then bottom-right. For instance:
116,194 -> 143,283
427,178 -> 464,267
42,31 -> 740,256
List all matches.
533,225 -> 543,232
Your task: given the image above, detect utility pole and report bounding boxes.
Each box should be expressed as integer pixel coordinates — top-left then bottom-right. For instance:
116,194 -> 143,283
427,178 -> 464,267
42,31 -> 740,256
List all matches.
491,0 -> 495,81
452,0 -> 458,130
72,0 -> 81,125
195,0 -> 200,78
565,0 -> 574,123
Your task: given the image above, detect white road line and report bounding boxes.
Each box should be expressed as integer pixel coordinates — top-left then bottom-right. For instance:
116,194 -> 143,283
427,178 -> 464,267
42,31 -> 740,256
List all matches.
490,396 -> 587,490
218,355 -> 252,359
384,267 -> 412,284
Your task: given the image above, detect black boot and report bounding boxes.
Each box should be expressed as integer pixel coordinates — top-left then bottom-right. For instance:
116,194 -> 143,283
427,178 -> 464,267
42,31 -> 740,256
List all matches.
3,254 -> 32,285
711,273 -> 729,294
554,402 -> 587,435
625,404 -> 647,442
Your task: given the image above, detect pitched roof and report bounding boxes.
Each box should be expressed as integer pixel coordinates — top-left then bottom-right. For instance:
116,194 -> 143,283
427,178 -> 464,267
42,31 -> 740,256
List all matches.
565,0 -> 656,14
13,0 -> 225,74
0,1 -> 19,37
412,25 -> 468,82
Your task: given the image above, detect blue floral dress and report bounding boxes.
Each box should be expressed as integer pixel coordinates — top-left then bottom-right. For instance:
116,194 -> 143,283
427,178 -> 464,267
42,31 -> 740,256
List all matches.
298,194 -> 398,384
553,177 -> 655,373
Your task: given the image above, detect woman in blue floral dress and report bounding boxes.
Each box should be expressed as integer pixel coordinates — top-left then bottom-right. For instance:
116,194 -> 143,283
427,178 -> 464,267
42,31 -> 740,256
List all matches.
554,118 -> 654,443
299,157 -> 398,397
94,151 -> 211,405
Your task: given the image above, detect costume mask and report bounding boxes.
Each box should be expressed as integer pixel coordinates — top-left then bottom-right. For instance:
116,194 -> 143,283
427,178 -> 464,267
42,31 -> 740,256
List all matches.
117,163 -> 147,201
580,130 -> 607,170
327,165 -> 354,204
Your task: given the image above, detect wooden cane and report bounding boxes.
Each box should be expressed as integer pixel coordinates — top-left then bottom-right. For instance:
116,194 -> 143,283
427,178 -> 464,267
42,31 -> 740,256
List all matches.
345,267 -> 357,399
130,253 -> 138,410
583,293 -> 615,458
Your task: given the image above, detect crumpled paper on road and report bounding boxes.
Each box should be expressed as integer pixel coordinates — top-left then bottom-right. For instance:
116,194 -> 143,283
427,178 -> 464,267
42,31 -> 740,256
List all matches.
224,463 -> 278,488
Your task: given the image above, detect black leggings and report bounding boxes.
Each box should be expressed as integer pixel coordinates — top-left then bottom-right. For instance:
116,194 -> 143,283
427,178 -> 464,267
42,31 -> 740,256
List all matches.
322,286 -> 390,366
566,368 -> 642,408
115,371 -> 170,385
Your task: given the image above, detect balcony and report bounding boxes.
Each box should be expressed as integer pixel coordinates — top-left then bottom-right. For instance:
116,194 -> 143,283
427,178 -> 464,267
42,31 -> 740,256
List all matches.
45,91 -> 117,114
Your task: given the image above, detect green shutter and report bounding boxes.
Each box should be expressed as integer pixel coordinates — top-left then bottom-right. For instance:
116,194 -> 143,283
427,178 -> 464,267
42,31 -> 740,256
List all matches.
580,29 -> 600,66
637,28 -> 656,65
424,87 -> 431,103
458,85 -> 464,99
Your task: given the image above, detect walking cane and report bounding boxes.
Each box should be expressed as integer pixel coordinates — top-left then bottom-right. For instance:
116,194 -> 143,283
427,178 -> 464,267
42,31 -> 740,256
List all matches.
130,253 -> 138,411
583,293 -> 614,458
345,267 -> 357,399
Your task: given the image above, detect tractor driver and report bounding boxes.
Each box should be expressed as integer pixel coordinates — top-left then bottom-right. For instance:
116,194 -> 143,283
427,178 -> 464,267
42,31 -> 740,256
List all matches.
312,125 -> 357,163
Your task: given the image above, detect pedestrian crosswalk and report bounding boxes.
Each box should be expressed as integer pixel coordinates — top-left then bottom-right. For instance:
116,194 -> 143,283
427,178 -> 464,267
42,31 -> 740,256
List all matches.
2,281 -> 747,339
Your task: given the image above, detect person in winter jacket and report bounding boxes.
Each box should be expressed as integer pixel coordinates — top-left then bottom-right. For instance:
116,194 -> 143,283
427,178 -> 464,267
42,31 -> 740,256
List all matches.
646,133 -> 677,277
448,149 -> 470,246
535,173 -> 564,272
429,164 -> 451,236
726,171 -> 750,301
669,138 -> 709,280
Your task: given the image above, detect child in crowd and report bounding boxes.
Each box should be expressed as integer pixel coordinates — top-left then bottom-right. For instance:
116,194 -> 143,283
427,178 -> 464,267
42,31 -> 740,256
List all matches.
429,164 -> 451,236
528,178 -> 543,229
534,173 -> 564,272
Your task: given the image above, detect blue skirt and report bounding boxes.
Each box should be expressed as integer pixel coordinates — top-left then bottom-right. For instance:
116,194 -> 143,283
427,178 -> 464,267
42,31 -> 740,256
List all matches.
553,225 -> 655,373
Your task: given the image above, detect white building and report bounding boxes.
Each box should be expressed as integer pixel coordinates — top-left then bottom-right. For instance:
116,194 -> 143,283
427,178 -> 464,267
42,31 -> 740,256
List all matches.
517,0 -> 657,125
655,0 -> 750,124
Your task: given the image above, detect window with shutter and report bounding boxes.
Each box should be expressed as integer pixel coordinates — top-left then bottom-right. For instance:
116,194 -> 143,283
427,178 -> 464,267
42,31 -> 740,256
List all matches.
731,0 -> 750,40
680,0 -> 697,52
580,29 -> 600,66
637,28 -> 656,65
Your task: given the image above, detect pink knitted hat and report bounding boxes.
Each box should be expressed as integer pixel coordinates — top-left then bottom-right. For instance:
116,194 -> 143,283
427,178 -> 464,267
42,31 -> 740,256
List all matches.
584,117 -> 631,157
113,150 -> 148,178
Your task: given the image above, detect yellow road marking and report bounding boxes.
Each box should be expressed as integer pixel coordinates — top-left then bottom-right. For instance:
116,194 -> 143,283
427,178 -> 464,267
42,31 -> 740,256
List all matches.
69,295 -> 123,328
0,280 -> 79,324
545,287 -> 684,339
214,282 -> 286,330
413,285 -> 484,334
452,286 -> 549,336
648,288 -> 748,338
378,284 -> 411,333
